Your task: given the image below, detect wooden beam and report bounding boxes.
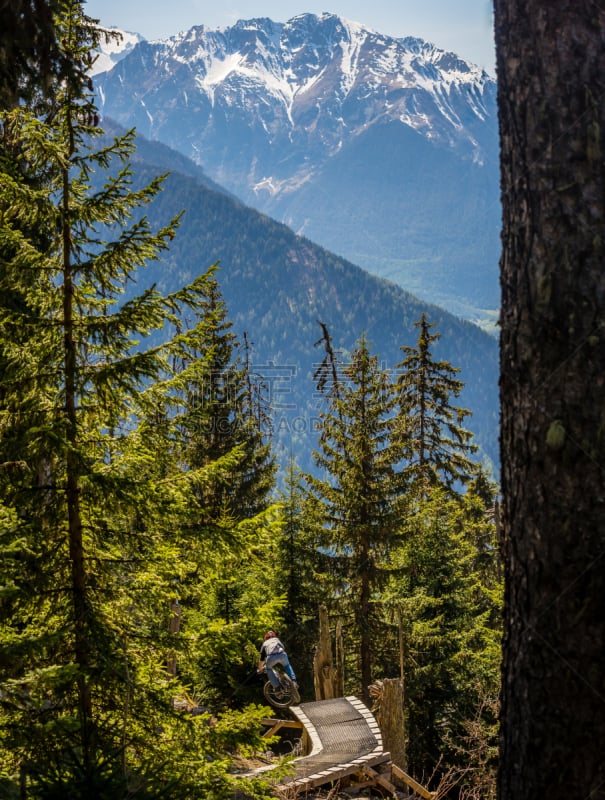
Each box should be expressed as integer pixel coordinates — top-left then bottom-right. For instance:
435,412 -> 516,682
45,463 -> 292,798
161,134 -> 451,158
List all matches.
281,752 -> 391,791
261,718 -> 304,737
261,718 -> 303,729
391,763 -> 434,799
361,765 -> 398,795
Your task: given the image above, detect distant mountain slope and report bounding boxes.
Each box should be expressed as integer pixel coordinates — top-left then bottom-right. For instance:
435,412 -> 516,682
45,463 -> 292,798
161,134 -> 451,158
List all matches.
111,126 -> 499,476
94,14 -> 501,326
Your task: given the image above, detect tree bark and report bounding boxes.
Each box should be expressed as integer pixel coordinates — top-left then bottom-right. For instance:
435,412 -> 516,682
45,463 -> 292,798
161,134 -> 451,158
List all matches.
62,154 -> 94,776
335,620 -> 345,697
495,1 -> 605,797
313,605 -> 339,700
377,678 -> 406,770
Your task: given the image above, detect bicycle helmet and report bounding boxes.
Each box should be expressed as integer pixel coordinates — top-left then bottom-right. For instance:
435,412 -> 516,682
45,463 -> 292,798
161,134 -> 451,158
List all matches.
264,630 -> 276,640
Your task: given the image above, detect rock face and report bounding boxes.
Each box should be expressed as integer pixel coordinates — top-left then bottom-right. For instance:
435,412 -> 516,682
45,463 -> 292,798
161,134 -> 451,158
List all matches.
95,13 -> 501,322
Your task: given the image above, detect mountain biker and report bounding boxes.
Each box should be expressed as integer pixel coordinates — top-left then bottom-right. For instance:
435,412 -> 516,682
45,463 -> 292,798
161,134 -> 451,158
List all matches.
257,630 -> 298,693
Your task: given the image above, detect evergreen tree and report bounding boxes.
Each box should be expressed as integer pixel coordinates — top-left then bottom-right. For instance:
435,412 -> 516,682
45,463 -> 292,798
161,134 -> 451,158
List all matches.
308,332 -> 403,703
159,276 -> 281,706
274,460 -> 331,691
0,0 -> 101,109
0,6 -> 274,796
386,486 -> 501,782
177,277 -> 275,524
395,313 -> 477,493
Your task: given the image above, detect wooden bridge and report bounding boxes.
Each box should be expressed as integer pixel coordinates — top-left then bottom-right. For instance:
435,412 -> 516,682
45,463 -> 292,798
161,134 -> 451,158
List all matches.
250,696 -> 434,798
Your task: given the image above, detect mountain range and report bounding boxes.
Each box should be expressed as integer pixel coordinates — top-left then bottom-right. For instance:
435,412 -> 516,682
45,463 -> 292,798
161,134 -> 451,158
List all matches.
94,14 -> 501,327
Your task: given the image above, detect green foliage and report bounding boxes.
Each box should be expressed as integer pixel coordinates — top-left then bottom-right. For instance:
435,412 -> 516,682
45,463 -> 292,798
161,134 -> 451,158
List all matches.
395,312 -> 478,492
306,332 -> 404,700
0,1 -> 105,110
0,6 -> 280,796
298,319 -> 501,787
270,461 -> 332,690
158,273 -> 282,707
0,7 -> 502,792
384,484 -> 502,784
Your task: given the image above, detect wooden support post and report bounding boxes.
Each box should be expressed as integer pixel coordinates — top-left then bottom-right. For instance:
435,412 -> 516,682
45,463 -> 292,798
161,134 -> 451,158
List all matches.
313,604 -> 339,700
361,765 -> 398,795
391,764 -> 435,799
335,619 -> 345,697
261,718 -> 304,738
377,677 -> 406,770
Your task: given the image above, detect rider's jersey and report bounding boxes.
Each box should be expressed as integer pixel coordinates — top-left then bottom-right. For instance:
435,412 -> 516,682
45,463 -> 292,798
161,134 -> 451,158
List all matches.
260,636 -> 286,658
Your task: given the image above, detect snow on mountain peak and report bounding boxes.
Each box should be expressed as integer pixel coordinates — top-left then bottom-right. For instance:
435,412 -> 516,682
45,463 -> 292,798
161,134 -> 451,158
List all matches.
95,12 -> 497,185
91,28 -> 145,75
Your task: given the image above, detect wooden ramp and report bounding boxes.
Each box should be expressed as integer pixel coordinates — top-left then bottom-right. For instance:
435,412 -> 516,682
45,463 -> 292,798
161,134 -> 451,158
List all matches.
280,695 -> 389,791
245,696 -> 434,798
247,696 -> 392,794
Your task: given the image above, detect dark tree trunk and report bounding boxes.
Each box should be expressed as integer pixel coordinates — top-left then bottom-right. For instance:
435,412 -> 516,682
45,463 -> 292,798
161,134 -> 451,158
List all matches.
495,2 -> 605,797
62,154 -> 94,778
359,547 -> 372,705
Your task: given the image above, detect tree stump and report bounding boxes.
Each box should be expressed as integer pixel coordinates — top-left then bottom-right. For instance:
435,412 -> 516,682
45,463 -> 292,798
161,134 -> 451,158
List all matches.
313,605 -> 341,700
377,677 -> 406,770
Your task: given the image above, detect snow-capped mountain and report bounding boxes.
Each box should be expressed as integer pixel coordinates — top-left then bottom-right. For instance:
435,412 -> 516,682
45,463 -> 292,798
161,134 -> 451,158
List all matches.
91,28 -> 145,76
95,14 -> 500,324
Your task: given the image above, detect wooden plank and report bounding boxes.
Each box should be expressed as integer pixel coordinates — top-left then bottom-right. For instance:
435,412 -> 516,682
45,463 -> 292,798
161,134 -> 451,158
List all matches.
391,763 -> 434,799
261,718 -> 303,729
362,765 -> 398,795
261,718 -> 303,737
282,752 -> 391,791
262,722 -> 283,738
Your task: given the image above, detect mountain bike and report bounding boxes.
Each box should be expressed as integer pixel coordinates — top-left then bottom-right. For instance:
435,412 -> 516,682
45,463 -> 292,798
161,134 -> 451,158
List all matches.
260,664 -> 300,709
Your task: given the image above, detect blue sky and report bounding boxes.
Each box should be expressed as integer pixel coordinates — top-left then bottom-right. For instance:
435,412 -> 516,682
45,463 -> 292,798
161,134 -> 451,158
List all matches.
84,0 -> 496,74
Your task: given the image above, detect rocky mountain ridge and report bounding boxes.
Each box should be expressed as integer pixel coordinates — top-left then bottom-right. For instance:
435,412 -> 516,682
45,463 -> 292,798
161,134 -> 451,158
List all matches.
95,13 -> 501,326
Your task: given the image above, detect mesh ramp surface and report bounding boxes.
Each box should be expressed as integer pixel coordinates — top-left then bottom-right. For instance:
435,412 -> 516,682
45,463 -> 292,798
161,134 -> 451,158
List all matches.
280,695 -> 388,788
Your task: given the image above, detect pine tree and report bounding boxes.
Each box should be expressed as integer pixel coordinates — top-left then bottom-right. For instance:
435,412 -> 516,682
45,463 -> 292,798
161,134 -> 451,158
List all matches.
273,460 -> 331,689
395,313 -> 477,493
308,332 -> 403,703
176,277 -> 274,523
386,486 -> 501,782
0,6 -> 275,796
162,276 -> 280,702
0,0 -> 102,109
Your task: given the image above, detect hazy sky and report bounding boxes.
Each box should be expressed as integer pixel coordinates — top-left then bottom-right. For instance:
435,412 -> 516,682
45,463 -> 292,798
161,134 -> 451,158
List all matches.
84,0 -> 496,74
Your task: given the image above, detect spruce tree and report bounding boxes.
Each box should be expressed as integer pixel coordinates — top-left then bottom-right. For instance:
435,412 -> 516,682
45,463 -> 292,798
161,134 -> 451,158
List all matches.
273,460 -> 331,690
177,276 -> 274,524
0,6 -> 274,796
162,280 -> 280,703
0,0 -> 102,109
308,332 -> 403,703
386,486 -> 501,783
395,313 -> 477,493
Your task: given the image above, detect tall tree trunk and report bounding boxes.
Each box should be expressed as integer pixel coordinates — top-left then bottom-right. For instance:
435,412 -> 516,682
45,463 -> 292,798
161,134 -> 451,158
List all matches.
377,678 -> 406,770
62,159 -> 94,778
495,2 -> 605,797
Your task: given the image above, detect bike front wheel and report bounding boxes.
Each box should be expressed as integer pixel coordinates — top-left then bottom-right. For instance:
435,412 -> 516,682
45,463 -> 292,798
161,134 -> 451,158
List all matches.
263,674 -> 299,708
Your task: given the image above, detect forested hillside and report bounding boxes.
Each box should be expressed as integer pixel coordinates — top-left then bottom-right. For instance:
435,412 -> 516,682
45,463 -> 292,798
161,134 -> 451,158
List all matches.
113,122 -> 500,478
